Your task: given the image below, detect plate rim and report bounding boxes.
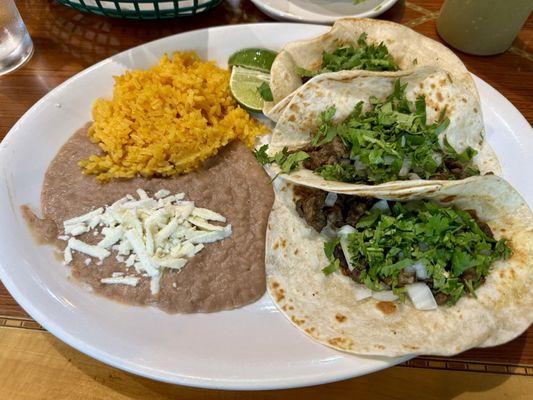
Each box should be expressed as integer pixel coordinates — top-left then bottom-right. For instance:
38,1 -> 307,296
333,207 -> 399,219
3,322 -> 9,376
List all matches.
0,22 -> 530,390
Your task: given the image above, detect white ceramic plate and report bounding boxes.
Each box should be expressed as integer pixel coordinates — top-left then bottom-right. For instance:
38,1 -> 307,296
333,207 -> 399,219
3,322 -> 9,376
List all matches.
0,23 -> 532,391
251,0 -> 398,24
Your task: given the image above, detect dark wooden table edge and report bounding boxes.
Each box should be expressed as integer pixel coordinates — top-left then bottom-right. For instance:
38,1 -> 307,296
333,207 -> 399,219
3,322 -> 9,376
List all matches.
2,314 -> 530,376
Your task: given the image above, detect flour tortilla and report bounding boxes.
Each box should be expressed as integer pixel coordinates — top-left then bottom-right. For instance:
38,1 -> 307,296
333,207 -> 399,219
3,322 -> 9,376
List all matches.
266,175 -> 533,356
266,65 -> 499,196
264,18 -> 478,116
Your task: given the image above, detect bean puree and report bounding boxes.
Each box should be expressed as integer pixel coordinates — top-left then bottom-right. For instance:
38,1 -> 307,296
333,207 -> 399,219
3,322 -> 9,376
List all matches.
23,125 -> 274,313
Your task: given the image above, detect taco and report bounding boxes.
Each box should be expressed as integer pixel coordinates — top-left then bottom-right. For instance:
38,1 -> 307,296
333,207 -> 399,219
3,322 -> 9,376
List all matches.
266,175 -> 532,356
265,18 -> 477,117
256,66 -> 499,197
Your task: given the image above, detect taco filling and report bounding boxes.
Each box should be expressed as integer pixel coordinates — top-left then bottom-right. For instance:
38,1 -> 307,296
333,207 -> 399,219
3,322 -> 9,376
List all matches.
261,80 -> 481,184
293,187 -> 510,309
297,33 -> 399,81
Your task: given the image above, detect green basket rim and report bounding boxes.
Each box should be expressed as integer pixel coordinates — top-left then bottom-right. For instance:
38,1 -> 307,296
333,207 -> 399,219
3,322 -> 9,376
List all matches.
55,0 -> 223,19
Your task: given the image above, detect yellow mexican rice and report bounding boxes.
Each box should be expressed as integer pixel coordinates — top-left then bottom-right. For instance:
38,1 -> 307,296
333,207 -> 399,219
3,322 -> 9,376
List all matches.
80,51 -> 266,182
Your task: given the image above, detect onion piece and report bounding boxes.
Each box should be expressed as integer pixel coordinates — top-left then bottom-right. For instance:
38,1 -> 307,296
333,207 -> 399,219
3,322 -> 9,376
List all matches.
432,152 -> 443,167
372,290 -> 399,301
383,155 -> 395,165
352,156 -> 366,171
371,199 -> 390,214
320,224 -> 337,239
325,192 -> 338,207
406,282 -> 437,310
338,225 -> 356,271
353,284 -> 372,301
399,158 -> 410,176
405,260 -> 429,280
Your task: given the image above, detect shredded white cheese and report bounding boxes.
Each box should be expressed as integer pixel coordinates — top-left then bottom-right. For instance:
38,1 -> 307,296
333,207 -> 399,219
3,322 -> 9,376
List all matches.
101,276 -> 140,286
59,189 -> 232,295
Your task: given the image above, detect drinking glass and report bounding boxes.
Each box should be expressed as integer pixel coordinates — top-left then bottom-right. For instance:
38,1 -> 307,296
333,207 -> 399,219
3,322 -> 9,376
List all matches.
0,0 -> 33,75
437,0 -> 532,56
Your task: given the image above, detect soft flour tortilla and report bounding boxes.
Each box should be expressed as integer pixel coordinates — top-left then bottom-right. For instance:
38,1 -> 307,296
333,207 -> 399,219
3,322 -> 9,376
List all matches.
267,66 -> 500,197
265,18 -> 478,116
266,175 -> 533,356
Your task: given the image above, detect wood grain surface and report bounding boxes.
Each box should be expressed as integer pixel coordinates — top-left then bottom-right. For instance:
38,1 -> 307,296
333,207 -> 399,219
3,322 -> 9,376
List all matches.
0,327 -> 531,400
0,0 -> 532,398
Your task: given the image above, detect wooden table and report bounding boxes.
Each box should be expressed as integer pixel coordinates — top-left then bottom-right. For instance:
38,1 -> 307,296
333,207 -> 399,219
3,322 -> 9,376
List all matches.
1,1 -> 532,398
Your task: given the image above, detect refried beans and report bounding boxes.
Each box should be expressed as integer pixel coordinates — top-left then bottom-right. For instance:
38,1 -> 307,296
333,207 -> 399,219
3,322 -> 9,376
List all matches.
23,125 -> 274,313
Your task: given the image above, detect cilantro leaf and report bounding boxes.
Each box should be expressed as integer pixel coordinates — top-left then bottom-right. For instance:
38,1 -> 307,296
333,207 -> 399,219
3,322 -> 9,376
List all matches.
451,249 -> 477,276
322,259 -> 340,275
280,151 -> 309,174
252,144 -> 271,165
311,106 -> 338,146
296,67 -> 317,78
324,237 -> 340,260
257,82 -> 273,101
267,147 -> 309,174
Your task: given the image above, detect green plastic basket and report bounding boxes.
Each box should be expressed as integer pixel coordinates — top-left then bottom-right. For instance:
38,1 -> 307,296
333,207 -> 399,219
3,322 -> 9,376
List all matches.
55,0 -> 223,19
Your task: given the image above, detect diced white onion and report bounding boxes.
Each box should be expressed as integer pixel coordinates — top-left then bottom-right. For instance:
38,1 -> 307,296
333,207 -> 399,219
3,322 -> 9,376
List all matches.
406,282 -> 438,310
405,260 -> 429,280
338,225 -> 356,271
353,284 -> 373,301
432,152 -> 442,166
399,158 -> 410,177
372,290 -> 399,301
324,192 -> 338,207
383,155 -> 395,165
320,224 -> 337,239
371,199 -> 390,214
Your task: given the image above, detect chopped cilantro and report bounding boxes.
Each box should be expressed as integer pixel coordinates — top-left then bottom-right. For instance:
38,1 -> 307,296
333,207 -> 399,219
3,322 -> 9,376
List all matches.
257,82 -> 273,101
310,105 -> 338,146
322,200 -> 510,305
256,146 -> 309,174
288,78 -> 480,184
297,33 -> 398,79
252,144 -> 271,165
281,151 -> 309,174
322,259 -> 340,275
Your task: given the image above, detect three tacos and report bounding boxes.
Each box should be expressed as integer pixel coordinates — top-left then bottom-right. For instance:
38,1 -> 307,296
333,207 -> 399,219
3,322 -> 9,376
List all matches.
261,19 -> 532,356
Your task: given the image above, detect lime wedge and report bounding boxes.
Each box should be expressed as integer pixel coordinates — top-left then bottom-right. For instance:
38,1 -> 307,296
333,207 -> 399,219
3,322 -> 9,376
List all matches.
228,48 -> 278,73
230,67 -> 271,112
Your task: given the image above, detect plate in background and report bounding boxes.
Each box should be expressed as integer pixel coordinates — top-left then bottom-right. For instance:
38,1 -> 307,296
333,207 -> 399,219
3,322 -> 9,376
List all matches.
250,0 -> 398,24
